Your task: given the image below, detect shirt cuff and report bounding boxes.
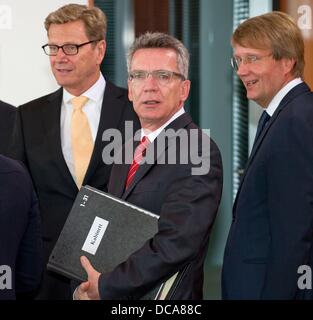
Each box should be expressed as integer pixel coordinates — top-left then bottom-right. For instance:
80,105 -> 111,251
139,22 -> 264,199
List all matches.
73,287 -> 79,300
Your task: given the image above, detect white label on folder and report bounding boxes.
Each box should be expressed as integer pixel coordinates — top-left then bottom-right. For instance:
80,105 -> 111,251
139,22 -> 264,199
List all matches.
82,216 -> 108,255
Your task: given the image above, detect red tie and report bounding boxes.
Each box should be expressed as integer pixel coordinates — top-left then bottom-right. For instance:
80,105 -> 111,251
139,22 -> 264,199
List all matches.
125,136 -> 150,189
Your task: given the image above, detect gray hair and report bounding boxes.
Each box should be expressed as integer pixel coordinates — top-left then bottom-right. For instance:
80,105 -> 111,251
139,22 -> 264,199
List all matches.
127,32 -> 189,79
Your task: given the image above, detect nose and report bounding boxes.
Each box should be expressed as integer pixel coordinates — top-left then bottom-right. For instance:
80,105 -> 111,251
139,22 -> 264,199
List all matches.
143,73 -> 158,91
54,47 -> 68,61
236,61 -> 250,77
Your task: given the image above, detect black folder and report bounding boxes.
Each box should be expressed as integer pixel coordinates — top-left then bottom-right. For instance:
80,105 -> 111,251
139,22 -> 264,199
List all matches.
47,185 -> 181,299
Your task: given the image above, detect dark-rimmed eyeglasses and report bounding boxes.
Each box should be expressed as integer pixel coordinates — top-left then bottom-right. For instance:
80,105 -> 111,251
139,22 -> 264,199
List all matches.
128,70 -> 185,86
42,40 -> 101,56
231,54 -> 272,71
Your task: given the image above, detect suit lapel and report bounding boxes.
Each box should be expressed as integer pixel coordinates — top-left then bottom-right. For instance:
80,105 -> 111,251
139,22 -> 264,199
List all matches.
83,81 -> 128,185
41,88 -> 77,188
233,82 -> 311,212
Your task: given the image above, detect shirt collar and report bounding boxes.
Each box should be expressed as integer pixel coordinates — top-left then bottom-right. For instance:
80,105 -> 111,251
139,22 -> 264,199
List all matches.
141,107 -> 185,143
265,78 -> 302,116
63,73 -> 106,104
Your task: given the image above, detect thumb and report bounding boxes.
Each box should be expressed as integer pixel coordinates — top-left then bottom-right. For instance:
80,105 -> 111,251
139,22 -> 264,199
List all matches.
80,256 -> 95,277
80,281 -> 90,292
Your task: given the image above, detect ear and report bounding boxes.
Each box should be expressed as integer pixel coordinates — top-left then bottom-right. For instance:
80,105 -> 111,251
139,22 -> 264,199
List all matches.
282,58 -> 296,76
180,80 -> 191,103
96,40 -> 106,65
128,80 -> 134,101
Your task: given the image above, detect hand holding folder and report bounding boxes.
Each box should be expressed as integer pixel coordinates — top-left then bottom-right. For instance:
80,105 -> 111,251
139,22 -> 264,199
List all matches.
48,185 -> 182,300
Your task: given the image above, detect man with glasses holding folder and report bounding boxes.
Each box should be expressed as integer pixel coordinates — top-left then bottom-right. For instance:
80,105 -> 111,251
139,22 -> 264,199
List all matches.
74,32 -> 223,300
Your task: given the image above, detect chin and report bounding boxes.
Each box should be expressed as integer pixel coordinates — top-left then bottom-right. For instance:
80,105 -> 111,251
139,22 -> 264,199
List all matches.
55,80 -> 65,87
140,110 -> 160,119
57,79 -> 75,88
247,93 -> 258,101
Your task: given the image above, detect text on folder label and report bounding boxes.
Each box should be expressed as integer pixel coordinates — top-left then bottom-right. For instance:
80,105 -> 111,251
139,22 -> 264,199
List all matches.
82,216 -> 108,255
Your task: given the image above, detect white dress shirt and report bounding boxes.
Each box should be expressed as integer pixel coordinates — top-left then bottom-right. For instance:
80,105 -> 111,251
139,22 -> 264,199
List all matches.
265,77 -> 302,116
141,107 -> 185,142
61,74 -> 106,180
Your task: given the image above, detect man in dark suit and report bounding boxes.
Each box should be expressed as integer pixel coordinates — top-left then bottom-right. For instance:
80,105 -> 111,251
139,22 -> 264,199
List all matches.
222,12 -> 313,299
74,32 -> 223,300
0,155 -> 42,300
0,100 -> 16,156
9,4 -> 139,300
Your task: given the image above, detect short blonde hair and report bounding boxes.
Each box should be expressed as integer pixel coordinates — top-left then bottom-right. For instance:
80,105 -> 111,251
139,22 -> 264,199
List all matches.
232,11 -> 304,77
45,4 -> 107,41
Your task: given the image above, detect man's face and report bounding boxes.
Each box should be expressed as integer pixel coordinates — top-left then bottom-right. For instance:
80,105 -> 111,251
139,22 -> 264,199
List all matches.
48,20 -> 106,96
234,44 -> 295,108
128,48 -> 190,131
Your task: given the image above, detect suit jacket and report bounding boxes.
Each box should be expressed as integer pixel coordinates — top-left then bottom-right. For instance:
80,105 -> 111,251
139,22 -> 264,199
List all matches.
0,155 -> 42,300
8,80 -> 140,299
0,100 -> 16,156
222,82 -> 313,299
98,113 -> 223,300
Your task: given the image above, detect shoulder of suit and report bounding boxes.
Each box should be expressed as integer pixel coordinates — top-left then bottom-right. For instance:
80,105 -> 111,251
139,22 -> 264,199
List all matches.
18,88 -> 62,112
280,83 -> 313,120
0,155 -> 29,176
0,100 -> 16,112
104,80 -> 128,98
0,156 -> 33,202
181,114 -> 221,155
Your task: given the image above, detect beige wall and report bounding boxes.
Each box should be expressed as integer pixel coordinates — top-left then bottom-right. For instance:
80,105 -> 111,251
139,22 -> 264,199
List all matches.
0,0 -> 87,106
280,0 -> 313,89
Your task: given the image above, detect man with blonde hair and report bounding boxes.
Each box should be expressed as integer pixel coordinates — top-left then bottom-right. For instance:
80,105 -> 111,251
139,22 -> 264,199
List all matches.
223,11 -> 313,299
9,4 -> 139,299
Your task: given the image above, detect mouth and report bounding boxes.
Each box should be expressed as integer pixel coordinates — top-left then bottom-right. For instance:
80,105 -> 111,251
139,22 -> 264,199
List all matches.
142,100 -> 161,105
245,80 -> 258,88
55,68 -> 73,74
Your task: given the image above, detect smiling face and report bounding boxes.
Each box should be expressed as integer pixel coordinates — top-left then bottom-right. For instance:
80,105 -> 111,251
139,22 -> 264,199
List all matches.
128,48 -> 190,132
48,20 -> 106,96
234,44 -> 296,108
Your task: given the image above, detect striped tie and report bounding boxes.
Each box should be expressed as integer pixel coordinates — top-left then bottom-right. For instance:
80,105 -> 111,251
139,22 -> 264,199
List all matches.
125,136 -> 150,189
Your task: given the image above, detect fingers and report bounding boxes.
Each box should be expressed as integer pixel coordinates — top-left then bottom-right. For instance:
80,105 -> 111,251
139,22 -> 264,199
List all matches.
79,255 -> 101,300
75,281 -> 90,300
80,255 -> 94,276
80,281 -> 90,291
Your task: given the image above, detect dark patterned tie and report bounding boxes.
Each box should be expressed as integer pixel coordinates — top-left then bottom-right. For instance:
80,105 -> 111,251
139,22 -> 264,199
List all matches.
252,111 -> 271,147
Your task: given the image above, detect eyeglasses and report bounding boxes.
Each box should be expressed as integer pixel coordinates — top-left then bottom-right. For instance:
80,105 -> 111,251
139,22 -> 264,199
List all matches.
231,54 -> 272,71
42,40 -> 101,56
128,70 -> 185,86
